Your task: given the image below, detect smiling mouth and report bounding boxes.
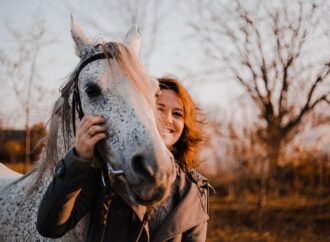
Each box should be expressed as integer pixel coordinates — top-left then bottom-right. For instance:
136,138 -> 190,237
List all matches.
164,127 -> 175,134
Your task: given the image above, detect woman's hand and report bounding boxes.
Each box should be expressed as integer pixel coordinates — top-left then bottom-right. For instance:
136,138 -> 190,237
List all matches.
75,115 -> 107,160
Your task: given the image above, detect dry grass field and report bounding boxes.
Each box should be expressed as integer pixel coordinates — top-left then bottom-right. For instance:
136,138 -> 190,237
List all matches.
207,193 -> 330,242
3,162 -> 330,241
3,162 -> 33,174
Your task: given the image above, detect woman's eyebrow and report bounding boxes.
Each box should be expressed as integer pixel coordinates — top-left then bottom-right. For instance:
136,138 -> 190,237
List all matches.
173,107 -> 183,112
157,103 -> 183,112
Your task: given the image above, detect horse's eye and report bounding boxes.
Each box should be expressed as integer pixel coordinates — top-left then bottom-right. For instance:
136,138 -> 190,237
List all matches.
85,83 -> 101,98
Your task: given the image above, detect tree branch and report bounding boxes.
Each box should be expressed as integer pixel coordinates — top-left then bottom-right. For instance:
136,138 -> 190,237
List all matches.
283,63 -> 330,133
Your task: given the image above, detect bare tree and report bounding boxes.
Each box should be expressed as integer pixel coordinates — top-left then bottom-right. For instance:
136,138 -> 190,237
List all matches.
191,0 -> 330,181
0,17 -> 51,172
62,0 -> 173,64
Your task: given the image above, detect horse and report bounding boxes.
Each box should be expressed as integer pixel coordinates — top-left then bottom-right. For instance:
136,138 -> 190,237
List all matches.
0,17 -> 176,241
0,163 -> 22,191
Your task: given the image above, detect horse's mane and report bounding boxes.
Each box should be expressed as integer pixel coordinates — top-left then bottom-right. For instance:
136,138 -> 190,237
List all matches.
29,42 -> 157,193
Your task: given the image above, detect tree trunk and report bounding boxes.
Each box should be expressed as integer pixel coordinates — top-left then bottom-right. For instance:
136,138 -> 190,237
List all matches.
266,137 -> 281,194
24,126 -> 30,174
24,106 -> 30,174
257,164 -> 267,209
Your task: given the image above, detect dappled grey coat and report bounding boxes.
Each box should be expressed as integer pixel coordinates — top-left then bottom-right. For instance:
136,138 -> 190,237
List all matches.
37,149 -> 210,242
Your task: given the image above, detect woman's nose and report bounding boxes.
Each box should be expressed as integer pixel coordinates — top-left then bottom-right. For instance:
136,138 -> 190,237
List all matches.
164,113 -> 173,124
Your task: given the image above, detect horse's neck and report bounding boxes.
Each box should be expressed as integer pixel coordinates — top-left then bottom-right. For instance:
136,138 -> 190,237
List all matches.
0,126 -> 88,242
56,122 -> 75,161
29,117 -> 75,194
45,119 -> 74,175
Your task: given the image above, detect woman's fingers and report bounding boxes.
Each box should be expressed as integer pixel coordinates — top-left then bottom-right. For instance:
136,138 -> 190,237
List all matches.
86,124 -> 107,137
74,115 -> 108,160
90,133 -> 107,147
76,115 -> 103,135
81,115 -> 105,133
78,115 -> 89,129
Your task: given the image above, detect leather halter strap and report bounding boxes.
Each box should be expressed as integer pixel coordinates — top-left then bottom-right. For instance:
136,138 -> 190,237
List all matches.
72,52 -> 116,135
71,47 -> 124,186
70,46 -> 153,239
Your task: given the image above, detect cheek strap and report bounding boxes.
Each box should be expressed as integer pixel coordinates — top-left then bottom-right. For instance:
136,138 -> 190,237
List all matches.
71,53 -> 108,136
70,50 -> 125,189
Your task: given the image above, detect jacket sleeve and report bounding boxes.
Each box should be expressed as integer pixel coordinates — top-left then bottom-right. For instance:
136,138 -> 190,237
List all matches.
182,221 -> 208,242
37,149 -> 100,238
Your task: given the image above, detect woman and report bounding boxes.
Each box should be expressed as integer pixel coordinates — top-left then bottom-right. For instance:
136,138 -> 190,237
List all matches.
37,77 -> 210,242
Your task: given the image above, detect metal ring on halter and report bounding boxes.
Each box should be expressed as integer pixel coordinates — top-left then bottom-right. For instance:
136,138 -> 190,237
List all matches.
100,163 -> 124,188
106,162 -> 124,176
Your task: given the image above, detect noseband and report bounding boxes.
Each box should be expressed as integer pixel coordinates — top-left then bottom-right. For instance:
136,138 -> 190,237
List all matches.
71,44 -> 124,182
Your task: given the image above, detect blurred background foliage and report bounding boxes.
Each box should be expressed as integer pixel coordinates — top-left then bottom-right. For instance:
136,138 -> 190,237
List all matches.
0,0 -> 330,241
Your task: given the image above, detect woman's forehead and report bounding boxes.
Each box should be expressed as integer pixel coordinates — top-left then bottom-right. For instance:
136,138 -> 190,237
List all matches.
157,89 -> 183,110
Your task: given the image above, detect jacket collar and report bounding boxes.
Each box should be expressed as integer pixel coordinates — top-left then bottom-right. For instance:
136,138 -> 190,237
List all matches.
152,180 -> 209,241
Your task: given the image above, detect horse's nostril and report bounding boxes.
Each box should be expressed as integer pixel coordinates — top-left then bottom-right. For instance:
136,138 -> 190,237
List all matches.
131,154 -> 154,178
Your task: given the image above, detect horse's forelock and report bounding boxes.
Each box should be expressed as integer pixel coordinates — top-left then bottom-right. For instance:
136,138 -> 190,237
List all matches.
109,43 -> 157,111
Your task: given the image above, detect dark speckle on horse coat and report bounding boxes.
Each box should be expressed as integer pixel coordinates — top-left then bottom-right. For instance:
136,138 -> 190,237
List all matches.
0,169 -> 90,241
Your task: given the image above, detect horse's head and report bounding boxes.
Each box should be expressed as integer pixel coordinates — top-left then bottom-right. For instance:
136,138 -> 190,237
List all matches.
69,18 -> 175,205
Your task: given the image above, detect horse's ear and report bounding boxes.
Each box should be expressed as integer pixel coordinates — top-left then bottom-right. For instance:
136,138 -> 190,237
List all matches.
71,16 -> 93,58
124,25 -> 141,56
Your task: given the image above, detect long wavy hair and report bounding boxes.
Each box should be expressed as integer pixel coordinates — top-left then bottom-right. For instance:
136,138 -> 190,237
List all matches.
157,77 -> 205,168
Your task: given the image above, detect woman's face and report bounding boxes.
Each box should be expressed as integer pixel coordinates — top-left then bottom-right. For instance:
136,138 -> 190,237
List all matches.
156,89 -> 185,148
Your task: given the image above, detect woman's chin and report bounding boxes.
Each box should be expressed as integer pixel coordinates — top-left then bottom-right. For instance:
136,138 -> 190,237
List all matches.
161,136 -> 174,149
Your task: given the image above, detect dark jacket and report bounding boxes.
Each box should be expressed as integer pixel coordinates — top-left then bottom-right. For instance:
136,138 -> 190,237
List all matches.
37,149 -> 210,242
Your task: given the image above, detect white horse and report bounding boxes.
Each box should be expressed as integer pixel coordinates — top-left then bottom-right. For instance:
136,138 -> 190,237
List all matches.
0,18 -> 175,241
0,163 -> 22,190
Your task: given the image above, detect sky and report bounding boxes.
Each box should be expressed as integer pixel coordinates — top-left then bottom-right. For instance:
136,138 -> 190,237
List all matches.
0,0 -> 239,129
1,0 -> 329,173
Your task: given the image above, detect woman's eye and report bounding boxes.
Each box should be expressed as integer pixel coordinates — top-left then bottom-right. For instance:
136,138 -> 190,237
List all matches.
157,106 -> 164,112
85,85 -> 101,98
173,112 -> 183,117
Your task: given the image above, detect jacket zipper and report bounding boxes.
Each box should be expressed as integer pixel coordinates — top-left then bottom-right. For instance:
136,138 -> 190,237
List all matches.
100,194 -> 112,242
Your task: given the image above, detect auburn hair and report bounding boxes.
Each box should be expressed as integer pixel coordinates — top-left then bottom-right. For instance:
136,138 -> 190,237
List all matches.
158,77 -> 205,168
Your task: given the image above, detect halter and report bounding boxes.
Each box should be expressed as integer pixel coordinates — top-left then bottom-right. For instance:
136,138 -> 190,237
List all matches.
71,46 -> 154,240
71,44 -> 124,182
